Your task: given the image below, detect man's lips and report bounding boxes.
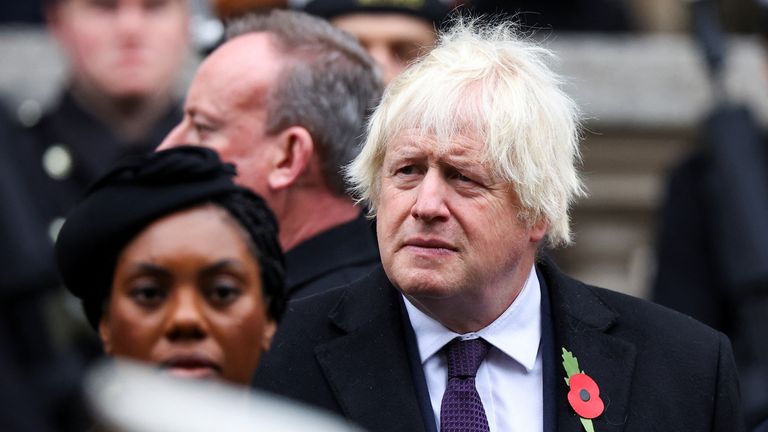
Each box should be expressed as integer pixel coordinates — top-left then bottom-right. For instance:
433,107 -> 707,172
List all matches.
402,238 -> 458,254
160,354 -> 222,379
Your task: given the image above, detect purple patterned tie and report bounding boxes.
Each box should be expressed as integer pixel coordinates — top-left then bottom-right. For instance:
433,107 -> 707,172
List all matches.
440,337 -> 491,432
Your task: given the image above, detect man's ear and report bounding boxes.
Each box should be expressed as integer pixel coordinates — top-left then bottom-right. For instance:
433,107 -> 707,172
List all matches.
98,316 -> 113,355
267,126 -> 314,190
529,217 -> 549,243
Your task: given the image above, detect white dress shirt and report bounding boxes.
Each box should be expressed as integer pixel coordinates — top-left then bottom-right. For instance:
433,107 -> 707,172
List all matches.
403,266 -> 543,432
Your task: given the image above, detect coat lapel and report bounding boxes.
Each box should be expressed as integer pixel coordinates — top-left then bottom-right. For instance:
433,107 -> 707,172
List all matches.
311,260 -> 635,432
540,259 -> 637,432
313,270 -> 427,432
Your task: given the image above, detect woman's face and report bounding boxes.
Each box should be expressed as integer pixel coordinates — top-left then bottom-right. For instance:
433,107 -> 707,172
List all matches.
100,204 -> 275,386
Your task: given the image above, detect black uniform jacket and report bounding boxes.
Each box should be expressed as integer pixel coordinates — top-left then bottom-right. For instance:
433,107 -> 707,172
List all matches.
2,91 -> 180,294
255,257 -> 744,432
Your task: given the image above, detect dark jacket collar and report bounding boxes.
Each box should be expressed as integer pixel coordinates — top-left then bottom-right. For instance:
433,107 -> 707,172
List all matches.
285,213 -> 378,294
315,267 -> 428,431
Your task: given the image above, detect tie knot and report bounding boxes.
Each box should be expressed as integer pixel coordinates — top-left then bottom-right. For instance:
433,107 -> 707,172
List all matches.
445,337 -> 490,379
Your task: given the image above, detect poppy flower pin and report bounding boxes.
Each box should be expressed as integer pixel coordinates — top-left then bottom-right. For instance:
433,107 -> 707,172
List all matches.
562,348 -> 604,432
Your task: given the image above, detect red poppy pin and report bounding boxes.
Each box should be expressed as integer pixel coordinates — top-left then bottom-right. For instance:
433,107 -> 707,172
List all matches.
562,348 -> 604,432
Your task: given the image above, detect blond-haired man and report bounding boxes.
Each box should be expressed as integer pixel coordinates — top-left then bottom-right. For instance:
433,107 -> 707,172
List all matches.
256,20 -> 743,432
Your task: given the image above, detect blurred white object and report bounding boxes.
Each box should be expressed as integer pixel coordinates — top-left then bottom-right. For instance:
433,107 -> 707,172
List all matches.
85,359 -> 363,432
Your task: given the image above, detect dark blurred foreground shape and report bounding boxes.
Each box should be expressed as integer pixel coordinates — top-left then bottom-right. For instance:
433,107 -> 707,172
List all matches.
653,0 -> 768,428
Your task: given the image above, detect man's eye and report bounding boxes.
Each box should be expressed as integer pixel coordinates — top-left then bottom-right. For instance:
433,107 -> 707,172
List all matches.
194,123 -> 213,134
191,123 -> 215,143
446,169 -> 473,183
455,173 -> 473,183
396,165 -> 416,175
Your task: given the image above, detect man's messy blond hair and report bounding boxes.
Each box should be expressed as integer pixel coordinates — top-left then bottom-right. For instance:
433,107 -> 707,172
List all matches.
346,18 -> 585,247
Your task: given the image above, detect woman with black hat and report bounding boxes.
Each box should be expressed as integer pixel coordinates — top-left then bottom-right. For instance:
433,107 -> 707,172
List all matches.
55,146 -> 285,386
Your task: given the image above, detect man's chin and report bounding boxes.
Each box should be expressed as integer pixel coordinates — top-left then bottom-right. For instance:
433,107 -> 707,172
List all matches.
101,80 -> 163,104
385,258 -> 462,296
394,276 -> 459,300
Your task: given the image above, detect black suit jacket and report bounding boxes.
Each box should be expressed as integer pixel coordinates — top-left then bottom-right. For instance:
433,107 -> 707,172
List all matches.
285,213 -> 379,300
256,258 -> 743,431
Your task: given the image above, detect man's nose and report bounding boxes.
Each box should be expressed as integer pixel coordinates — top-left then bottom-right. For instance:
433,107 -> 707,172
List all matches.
158,122 -> 190,150
164,289 -> 208,342
367,44 -> 399,85
411,169 -> 450,222
115,3 -> 145,36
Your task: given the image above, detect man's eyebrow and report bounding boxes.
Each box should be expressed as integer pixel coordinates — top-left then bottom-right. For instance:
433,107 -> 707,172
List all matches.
185,106 -> 201,117
388,148 -> 422,159
188,107 -> 225,126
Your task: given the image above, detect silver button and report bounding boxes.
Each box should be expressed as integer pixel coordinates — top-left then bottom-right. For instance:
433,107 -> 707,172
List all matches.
48,217 -> 65,243
42,144 -> 73,180
17,99 -> 42,127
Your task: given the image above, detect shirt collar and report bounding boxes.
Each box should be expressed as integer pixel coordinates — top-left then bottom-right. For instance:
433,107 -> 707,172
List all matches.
403,265 -> 542,372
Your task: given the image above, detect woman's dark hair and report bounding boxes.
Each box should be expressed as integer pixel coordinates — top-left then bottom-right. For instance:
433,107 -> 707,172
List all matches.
57,146 -> 286,329
211,189 -> 285,321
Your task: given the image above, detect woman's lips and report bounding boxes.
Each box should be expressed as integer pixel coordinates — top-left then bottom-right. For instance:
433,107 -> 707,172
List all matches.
160,354 -> 222,379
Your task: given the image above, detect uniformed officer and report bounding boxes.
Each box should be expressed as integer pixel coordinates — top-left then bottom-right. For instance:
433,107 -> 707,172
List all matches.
0,2 -> 191,425
298,0 -> 449,84
0,0 -> 191,365
3,0 -> 189,289
19,0 -> 190,245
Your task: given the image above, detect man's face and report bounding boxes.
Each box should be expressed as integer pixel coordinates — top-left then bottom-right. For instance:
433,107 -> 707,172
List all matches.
159,33 -> 284,198
332,13 -> 436,84
48,0 -> 189,99
376,131 -> 546,316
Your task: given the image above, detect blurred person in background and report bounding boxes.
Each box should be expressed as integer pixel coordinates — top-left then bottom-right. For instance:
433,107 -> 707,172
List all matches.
37,0 -> 189,195
55,146 -> 286,387
652,1 -> 768,429
0,2 -> 189,427
160,10 -> 383,300
298,0 -> 450,84
1,0 -> 190,302
2,0 -> 190,354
